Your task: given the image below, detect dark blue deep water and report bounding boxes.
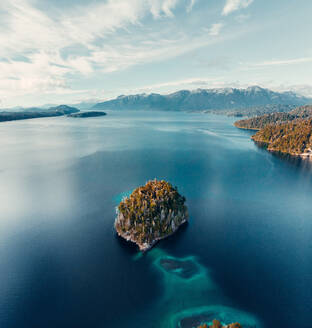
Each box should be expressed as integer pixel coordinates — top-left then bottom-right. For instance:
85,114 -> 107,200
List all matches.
0,111 -> 311,328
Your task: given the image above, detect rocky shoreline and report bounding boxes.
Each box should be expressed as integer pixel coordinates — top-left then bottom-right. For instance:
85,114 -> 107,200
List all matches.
116,217 -> 187,251
252,138 -> 312,159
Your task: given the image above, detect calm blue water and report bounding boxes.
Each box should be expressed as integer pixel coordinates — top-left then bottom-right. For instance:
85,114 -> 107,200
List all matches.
0,111 -> 311,328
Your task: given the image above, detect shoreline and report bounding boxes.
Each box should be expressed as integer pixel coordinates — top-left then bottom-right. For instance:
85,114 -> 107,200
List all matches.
252,139 -> 312,159
233,124 -> 260,131
115,218 -> 188,252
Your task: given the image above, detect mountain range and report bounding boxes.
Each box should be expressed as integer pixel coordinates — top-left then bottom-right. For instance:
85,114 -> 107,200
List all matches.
92,86 -> 311,111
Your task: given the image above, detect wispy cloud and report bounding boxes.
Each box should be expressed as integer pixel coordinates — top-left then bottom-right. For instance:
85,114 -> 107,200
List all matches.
3,0 -> 307,108
252,57 -> 312,67
206,23 -> 224,36
0,0 -> 186,100
137,77 -> 220,90
186,0 -> 196,12
149,0 -> 179,18
281,84 -> 312,98
1,0 -> 248,107
222,0 -> 254,16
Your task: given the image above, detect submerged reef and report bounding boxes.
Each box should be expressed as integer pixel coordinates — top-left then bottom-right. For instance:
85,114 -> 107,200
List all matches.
115,179 -> 188,251
159,257 -> 199,279
120,248 -> 262,328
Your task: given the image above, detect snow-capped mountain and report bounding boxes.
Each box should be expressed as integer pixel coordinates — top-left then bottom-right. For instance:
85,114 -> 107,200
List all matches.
92,86 -> 311,111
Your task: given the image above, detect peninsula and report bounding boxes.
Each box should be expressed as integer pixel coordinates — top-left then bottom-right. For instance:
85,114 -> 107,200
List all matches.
234,105 -> 312,158
115,179 -> 188,251
252,119 -> 312,158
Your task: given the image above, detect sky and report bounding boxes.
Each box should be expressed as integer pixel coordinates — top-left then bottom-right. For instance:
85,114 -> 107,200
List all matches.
0,0 -> 312,108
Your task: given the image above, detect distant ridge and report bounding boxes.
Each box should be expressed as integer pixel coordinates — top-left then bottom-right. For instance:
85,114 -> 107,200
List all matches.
0,105 -> 79,123
92,86 -> 311,111
234,105 -> 312,130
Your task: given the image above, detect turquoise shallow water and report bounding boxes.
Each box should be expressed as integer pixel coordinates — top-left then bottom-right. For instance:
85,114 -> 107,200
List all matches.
113,193 -> 261,327
0,111 -> 311,327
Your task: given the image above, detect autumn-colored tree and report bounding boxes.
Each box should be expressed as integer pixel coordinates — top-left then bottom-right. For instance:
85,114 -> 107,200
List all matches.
197,319 -> 242,328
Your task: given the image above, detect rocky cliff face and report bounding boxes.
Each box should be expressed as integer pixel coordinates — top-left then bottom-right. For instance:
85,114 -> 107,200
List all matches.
115,179 -> 188,251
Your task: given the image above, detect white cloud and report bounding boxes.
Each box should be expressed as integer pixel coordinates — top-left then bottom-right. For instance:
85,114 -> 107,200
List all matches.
0,0 -> 186,100
207,23 -> 224,36
138,77 -> 220,90
1,0 -> 244,106
148,0 -> 179,18
186,0 -> 196,12
0,0 -> 263,107
283,84 -> 312,98
222,0 -> 254,16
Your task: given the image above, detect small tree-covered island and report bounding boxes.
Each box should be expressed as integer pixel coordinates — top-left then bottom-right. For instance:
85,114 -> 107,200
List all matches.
115,179 -> 189,251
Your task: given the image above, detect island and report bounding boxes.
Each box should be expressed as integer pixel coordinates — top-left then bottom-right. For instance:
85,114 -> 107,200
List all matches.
67,111 -> 107,118
0,105 -> 79,123
198,320 -> 241,328
114,179 -> 188,251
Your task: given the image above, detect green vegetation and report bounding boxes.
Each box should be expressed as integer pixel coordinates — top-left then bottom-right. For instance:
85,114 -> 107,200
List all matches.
234,112 -> 296,130
197,319 -> 242,328
290,105 -> 312,117
234,105 -> 312,130
234,105 -> 312,157
207,104 -> 296,118
115,179 -> 188,251
252,118 -> 312,156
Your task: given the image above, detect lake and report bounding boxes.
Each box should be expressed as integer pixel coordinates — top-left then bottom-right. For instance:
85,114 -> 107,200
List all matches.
0,111 -> 311,328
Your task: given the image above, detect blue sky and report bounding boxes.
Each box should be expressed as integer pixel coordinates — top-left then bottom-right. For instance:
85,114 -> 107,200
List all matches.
0,0 -> 311,107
